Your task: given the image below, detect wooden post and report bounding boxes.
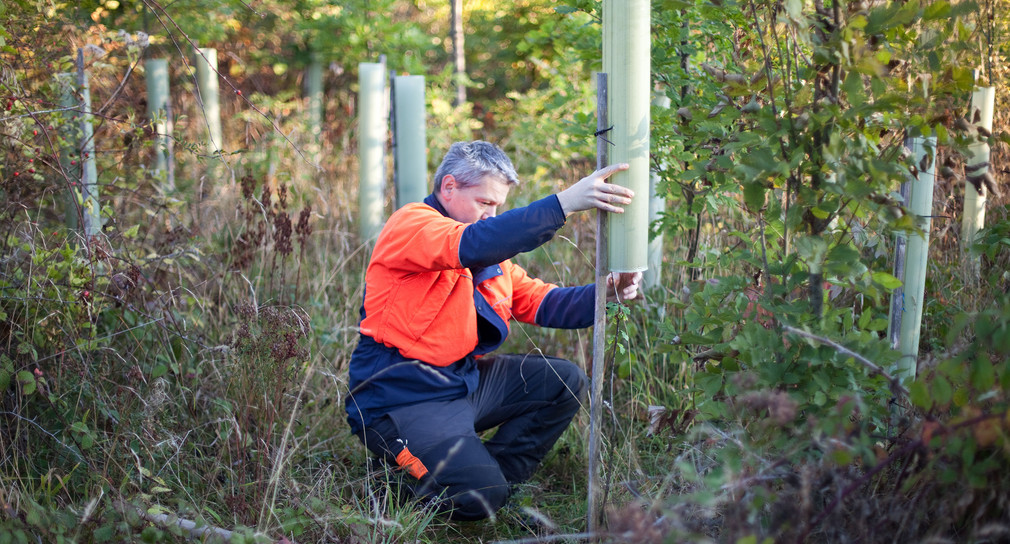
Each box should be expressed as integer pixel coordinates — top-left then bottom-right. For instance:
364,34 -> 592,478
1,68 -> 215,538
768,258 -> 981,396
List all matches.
194,47 -> 223,155
144,58 -> 174,190
891,136 -> 936,382
392,75 -> 428,207
645,91 -> 671,290
76,49 -> 100,237
603,0 -> 651,273
960,86 -> 995,281
588,73 -> 609,535
357,61 -> 387,241
306,52 -> 324,168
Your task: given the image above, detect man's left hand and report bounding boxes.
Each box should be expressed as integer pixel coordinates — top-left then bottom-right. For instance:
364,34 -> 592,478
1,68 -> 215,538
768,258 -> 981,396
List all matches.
606,272 -> 643,302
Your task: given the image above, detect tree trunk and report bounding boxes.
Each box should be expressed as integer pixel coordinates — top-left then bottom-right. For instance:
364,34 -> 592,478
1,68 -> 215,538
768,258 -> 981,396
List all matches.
450,0 -> 466,107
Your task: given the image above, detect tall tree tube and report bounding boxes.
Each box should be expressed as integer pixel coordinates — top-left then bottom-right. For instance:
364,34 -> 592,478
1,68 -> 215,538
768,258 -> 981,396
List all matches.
604,0 -> 651,273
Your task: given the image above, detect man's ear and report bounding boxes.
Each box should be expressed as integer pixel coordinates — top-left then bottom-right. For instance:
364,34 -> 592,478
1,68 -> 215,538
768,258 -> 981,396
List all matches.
440,175 -> 456,199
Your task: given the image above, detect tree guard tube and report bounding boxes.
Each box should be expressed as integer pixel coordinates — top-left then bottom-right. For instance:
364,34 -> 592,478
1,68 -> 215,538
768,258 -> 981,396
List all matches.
603,0 -> 651,273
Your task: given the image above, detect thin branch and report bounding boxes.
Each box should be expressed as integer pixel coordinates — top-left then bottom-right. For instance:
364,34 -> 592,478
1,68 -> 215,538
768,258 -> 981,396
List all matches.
782,325 -> 908,396
0,411 -> 85,463
493,533 -> 596,544
118,501 -> 292,543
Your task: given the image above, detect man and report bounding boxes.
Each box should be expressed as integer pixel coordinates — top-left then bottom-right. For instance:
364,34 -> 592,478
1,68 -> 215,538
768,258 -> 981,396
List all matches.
345,140 -> 641,521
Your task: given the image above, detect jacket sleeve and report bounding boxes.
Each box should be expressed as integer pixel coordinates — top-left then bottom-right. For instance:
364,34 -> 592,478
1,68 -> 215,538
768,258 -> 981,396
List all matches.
459,195 -> 566,268
376,196 -> 567,273
372,205 -> 468,271
506,260 -> 595,329
534,284 -> 595,329
504,261 -> 556,325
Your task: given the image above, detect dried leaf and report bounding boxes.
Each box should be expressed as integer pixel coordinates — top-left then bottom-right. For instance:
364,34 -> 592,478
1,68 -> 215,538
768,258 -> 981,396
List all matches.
982,171 -> 1001,198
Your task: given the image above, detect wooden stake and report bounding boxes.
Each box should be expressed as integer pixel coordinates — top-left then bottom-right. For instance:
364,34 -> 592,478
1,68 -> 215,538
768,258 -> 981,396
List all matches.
588,72 -> 609,534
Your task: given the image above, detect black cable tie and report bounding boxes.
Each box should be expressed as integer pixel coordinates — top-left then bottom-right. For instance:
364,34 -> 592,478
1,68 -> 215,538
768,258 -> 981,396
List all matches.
594,125 -> 615,146
594,125 -> 614,136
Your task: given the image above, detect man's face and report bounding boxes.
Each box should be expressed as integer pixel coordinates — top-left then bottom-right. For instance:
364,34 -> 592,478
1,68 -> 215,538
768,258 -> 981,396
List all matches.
437,174 -> 511,224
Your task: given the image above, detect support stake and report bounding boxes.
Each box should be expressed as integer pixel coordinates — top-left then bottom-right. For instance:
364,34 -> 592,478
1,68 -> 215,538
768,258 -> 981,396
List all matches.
588,72 -> 609,535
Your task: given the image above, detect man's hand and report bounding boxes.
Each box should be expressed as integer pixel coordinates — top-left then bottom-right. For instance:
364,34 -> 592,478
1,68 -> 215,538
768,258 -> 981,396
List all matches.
606,271 -> 643,302
556,163 -> 634,217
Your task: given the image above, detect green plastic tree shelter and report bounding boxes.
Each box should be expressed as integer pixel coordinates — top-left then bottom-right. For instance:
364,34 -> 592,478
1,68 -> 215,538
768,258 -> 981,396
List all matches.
888,136 -> 937,382
56,72 -> 79,231
194,48 -> 223,155
73,49 -> 100,237
603,0 -> 651,273
392,75 -> 428,208
645,91 -> 671,290
357,62 -> 387,241
960,86 -> 995,280
144,58 -> 174,190
306,53 -> 324,167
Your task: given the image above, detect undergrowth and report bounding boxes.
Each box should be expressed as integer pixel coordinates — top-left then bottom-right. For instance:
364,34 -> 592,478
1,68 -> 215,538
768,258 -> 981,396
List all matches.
3,1 -> 1010,543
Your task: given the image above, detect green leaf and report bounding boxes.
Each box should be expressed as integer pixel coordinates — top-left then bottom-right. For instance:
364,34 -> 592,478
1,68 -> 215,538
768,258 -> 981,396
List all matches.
93,526 -> 115,543
796,235 -> 828,272
872,271 -> 903,290
16,371 -> 36,395
931,375 -> 952,406
970,357 -> 995,392
923,0 -> 951,19
909,380 -> 930,408
784,0 -> 802,20
866,318 -> 888,332
695,372 -> 723,398
824,244 -> 865,277
841,70 -> 865,106
151,364 -> 168,379
743,181 -> 766,212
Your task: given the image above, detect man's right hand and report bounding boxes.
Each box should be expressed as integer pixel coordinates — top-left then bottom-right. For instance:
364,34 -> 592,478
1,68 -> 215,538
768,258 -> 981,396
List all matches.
556,163 -> 634,217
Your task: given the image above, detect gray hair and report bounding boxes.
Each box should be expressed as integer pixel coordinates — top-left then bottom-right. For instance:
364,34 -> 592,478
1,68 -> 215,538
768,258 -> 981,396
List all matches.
432,141 -> 520,191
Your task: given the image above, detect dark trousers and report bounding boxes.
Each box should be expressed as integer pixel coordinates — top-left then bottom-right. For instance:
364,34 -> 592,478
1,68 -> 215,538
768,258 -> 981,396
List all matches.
357,353 -> 588,521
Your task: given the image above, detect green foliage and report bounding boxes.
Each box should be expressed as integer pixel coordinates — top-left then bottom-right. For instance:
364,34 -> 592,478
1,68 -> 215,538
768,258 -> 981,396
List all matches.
608,0 -> 1010,540
3,0 -> 1010,542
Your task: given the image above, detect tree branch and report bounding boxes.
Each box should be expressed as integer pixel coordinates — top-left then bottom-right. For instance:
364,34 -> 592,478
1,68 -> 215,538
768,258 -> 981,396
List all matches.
782,325 -> 908,396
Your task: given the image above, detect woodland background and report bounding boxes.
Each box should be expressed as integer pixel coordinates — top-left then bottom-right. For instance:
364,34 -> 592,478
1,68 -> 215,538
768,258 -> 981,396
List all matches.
1,0 -> 1009,542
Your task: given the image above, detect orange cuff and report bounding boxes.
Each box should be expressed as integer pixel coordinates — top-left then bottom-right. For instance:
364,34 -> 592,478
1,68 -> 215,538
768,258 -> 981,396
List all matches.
395,446 -> 429,480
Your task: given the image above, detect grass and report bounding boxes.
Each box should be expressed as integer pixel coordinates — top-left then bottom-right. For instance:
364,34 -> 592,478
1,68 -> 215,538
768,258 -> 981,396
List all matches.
5,17 -> 1010,542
